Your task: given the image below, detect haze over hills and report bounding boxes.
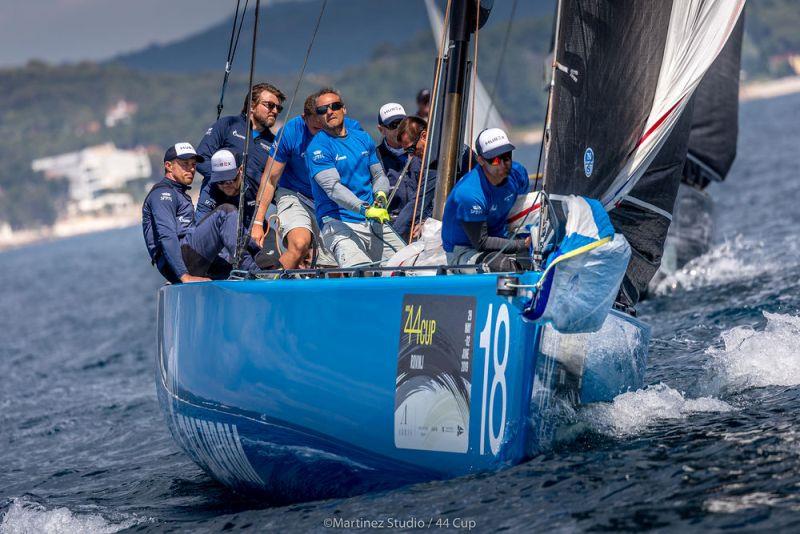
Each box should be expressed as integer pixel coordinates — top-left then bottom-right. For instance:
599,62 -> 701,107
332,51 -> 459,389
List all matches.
111,0 -> 555,76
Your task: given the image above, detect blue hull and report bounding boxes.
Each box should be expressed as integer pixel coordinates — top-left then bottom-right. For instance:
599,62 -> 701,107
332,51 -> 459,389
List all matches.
156,272 -> 649,502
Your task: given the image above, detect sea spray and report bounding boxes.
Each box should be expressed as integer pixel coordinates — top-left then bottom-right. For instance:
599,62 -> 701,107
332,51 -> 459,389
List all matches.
705,311 -> 800,392
581,383 -> 733,437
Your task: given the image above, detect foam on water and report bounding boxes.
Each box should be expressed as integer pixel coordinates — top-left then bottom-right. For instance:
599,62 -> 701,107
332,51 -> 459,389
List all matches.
581,383 -> 733,437
705,312 -> 800,392
655,236 -> 767,295
0,498 -> 144,534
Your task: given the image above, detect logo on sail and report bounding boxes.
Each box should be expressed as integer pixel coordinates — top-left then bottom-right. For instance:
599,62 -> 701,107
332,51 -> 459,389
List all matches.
583,147 -> 594,178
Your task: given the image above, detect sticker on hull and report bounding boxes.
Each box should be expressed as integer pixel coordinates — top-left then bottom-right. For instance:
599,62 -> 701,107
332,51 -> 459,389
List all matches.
394,294 -> 476,453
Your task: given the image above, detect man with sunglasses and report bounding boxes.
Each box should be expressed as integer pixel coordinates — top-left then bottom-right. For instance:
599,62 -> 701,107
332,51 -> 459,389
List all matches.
390,116 -> 474,241
376,102 -> 408,184
305,88 -> 406,268
441,128 -> 532,272
195,82 -> 285,227
142,143 -> 258,284
250,92 -> 362,269
194,149 -> 243,223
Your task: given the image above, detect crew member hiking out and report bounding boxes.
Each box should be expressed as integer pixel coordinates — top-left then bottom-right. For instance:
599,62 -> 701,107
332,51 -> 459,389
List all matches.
196,82 -> 285,227
142,143 -> 257,283
441,128 -> 532,272
375,102 -> 408,184
250,92 -> 362,269
305,88 -> 405,268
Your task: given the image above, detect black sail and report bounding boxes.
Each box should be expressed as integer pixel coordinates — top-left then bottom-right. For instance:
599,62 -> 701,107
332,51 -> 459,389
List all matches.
543,1 -> 673,200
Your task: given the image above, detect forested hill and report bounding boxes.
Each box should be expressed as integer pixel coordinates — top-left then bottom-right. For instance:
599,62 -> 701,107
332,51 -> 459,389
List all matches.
110,0 -> 555,76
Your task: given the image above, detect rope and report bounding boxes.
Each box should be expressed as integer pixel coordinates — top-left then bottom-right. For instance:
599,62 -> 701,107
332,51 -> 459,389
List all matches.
233,0 -> 261,269
484,0 -> 517,127
246,0 -> 329,240
410,0 -> 452,242
216,0 -> 250,120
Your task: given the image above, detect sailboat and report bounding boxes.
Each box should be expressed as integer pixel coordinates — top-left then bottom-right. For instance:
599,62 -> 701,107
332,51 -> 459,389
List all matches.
155,0 -> 745,502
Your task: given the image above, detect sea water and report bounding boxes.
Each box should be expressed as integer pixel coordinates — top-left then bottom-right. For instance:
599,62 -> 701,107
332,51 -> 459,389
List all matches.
1,93 -> 800,532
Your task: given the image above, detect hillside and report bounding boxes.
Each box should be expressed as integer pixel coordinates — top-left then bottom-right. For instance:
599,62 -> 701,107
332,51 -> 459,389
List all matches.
111,0 -> 555,75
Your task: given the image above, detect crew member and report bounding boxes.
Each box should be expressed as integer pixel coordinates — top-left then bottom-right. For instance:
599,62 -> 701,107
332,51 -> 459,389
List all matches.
441,128 -> 531,271
142,143 -> 257,283
196,83 -> 285,225
392,116 -> 474,241
250,93 -> 362,269
376,102 -> 408,183
305,88 -> 405,268
415,88 -> 431,119
194,149 -> 243,223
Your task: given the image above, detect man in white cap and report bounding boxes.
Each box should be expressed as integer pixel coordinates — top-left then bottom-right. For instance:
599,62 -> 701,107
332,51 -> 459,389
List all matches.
142,143 -> 258,283
194,149 -> 243,223
376,102 -> 408,183
441,128 -> 532,271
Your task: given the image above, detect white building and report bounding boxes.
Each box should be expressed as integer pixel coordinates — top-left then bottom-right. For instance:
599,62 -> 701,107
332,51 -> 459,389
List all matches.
32,143 -> 152,215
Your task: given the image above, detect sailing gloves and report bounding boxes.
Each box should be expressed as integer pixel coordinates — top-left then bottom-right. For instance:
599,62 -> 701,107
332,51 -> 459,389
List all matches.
362,191 -> 390,224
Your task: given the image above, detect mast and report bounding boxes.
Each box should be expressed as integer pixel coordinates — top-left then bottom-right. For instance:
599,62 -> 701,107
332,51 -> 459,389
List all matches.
431,0 -> 492,220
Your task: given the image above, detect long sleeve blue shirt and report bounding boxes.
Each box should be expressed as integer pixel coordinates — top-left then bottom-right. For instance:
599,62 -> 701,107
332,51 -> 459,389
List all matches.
142,177 -> 196,278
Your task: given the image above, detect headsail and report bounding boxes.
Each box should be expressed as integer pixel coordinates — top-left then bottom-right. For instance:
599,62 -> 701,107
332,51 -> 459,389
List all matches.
543,0 -> 746,209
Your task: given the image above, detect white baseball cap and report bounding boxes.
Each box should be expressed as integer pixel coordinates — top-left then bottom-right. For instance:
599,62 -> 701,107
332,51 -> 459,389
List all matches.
476,128 -> 516,159
209,149 -> 242,183
378,102 -> 407,127
164,142 -> 204,162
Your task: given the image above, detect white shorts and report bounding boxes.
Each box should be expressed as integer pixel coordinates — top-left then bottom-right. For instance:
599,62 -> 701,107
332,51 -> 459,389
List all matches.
274,187 -> 336,266
321,218 -> 406,268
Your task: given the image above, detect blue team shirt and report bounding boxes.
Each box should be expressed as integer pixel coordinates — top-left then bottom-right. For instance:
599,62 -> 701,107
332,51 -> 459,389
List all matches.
141,177 -> 196,277
306,126 -> 380,224
441,161 -> 530,252
270,116 -> 361,199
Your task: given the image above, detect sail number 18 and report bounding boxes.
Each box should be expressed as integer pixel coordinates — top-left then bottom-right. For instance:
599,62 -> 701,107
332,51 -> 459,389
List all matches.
479,303 -> 509,456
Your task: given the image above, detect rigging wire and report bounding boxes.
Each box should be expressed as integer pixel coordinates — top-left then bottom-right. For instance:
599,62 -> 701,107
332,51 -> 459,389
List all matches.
484,0 -> 517,127
409,0 -> 453,242
216,0 -> 250,120
233,0 -> 261,269
246,0 -> 329,243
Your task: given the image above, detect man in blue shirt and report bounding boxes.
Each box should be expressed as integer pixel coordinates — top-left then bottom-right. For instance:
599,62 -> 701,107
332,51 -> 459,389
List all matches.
441,128 -> 532,272
305,88 -> 406,268
142,143 -> 257,283
376,102 -> 408,184
250,92 -> 361,269
196,82 -> 285,227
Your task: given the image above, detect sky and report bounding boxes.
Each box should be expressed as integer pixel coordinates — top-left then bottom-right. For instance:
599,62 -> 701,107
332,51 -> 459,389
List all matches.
0,1 -> 239,68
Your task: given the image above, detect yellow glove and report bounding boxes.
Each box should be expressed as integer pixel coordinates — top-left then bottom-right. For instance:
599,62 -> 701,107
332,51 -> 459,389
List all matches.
374,191 -> 388,209
364,205 -> 390,224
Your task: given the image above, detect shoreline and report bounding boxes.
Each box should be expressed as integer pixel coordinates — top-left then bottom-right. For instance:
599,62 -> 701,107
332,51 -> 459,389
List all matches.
3,76 -> 799,253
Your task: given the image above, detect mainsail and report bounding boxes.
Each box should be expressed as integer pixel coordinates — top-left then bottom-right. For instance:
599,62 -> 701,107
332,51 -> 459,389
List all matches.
543,0 -> 745,208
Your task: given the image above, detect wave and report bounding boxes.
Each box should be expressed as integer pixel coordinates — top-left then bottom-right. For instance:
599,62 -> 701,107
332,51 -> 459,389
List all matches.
706,312 -> 800,392
0,498 -> 146,534
581,383 -> 733,437
654,236 -> 769,295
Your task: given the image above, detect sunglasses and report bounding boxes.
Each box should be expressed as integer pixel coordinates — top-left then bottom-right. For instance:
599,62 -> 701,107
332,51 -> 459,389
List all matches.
259,101 -> 284,113
490,152 -> 513,165
383,120 -> 402,130
315,101 -> 344,115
